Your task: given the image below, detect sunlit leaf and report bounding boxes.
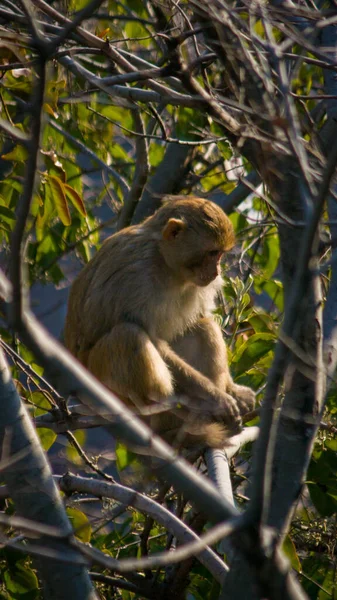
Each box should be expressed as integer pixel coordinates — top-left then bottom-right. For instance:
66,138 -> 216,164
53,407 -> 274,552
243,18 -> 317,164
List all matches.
96,27 -> 111,38
67,507 -> 91,543
64,183 -> 87,217
77,240 -> 91,263
325,438 -> 337,452
46,175 -> 71,225
116,442 -> 138,471
232,333 -> 275,376
1,144 -> 28,162
66,430 -> 86,465
29,391 -> 52,415
282,536 -> 301,572
37,428 -> 57,451
43,103 -> 58,118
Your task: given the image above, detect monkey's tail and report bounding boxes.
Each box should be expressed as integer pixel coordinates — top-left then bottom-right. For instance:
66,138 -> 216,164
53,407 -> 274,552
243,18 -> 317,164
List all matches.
165,420 -> 229,449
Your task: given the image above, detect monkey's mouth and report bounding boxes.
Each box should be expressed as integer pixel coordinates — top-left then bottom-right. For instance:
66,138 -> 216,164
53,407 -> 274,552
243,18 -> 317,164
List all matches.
192,273 -> 218,287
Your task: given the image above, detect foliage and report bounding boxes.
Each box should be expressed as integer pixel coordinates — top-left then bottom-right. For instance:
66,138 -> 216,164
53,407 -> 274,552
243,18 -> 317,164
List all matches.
0,1 -> 336,599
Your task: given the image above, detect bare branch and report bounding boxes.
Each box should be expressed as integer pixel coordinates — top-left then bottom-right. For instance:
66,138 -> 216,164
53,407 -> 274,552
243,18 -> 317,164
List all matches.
0,346 -> 98,599
72,518 -> 236,572
59,472 -> 228,583
9,58 -> 46,326
48,118 -> 130,196
48,0 -> 105,53
117,110 -> 149,230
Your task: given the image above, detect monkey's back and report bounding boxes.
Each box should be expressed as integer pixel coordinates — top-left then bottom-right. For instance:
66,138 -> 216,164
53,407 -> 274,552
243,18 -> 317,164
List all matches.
64,224 -> 221,362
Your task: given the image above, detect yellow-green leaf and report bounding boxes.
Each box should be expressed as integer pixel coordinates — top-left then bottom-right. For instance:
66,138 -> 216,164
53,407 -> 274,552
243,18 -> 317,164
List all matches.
64,183 -> 87,217
67,507 -> 91,542
47,175 -> 71,225
232,333 -> 276,376
4,564 -> 38,594
2,144 -> 28,162
30,391 -> 52,414
282,535 -> 301,572
43,102 -> 58,118
37,427 -> 57,451
115,441 -> 138,471
66,430 -> 86,464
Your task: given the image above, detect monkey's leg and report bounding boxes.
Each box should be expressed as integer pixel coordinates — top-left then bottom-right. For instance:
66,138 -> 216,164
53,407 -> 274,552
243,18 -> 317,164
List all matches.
86,323 -> 174,405
172,317 -> 229,387
86,324 -> 221,447
172,317 -> 255,416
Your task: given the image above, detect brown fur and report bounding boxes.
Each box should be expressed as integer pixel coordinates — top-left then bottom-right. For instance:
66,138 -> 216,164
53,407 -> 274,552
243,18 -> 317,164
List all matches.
64,196 -> 255,448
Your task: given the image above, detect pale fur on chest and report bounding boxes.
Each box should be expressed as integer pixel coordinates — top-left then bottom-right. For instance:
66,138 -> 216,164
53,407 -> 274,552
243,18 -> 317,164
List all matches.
150,275 -> 223,342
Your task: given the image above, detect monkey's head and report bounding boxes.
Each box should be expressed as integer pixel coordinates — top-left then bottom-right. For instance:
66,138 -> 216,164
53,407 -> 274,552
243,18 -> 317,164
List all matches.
153,197 -> 235,287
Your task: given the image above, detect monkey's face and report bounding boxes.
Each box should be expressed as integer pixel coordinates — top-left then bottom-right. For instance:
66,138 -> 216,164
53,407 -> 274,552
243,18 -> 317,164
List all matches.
159,205 -> 235,288
185,249 -> 224,287
160,223 -> 226,287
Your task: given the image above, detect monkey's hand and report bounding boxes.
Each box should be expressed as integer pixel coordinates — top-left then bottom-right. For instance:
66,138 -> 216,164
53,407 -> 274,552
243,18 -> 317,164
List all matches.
159,341 -> 243,432
228,383 -> 256,417
214,390 -> 243,434
187,388 -> 243,435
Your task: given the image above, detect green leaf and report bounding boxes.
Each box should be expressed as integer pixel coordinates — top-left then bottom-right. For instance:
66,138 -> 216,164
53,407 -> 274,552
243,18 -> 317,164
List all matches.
0,220 -> 11,233
1,144 -> 29,162
36,190 -> 54,240
0,205 -> 16,221
37,428 -> 57,451
253,228 -> 280,290
325,438 -> 337,452
77,240 -> 91,264
248,312 -> 276,334
301,555 -> 332,599
64,183 -> 87,217
318,567 -> 335,599
66,507 -> 91,542
35,233 -> 58,267
308,484 -> 337,516
62,159 -> 83,194
115,442 -> 137,471
48,262 -> 64,285
125,20 -> 148,44
3,564 -> 38,598
116,442 -> 130,471
307,447 -> 337,516
232,333 -> 275,376
175,107 -> 207,141
29,391 -> 52,415
66,430 -> 86,464
148,143 -> 165,168
46,175 -> 71,226
282,535 -> 301,572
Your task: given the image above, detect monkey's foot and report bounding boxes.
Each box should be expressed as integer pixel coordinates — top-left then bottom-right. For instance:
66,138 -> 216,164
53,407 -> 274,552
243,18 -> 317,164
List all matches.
230,384 -> 256,416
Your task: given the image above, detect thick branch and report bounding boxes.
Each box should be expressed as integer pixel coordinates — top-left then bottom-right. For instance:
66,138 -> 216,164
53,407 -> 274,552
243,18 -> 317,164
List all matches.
0,347 -> 98,600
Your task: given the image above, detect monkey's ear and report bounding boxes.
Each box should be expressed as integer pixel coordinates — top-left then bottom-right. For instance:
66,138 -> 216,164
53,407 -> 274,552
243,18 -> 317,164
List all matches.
162,218 -> 186,241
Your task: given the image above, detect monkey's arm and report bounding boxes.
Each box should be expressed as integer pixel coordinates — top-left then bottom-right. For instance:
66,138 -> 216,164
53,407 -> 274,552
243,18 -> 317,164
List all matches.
169,317 -> 255,417
83,323 -> 241,431
157,340 -> 242,428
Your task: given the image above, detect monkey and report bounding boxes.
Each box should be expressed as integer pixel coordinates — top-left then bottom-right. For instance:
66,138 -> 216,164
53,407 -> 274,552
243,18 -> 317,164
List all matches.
64,196 -> 255,449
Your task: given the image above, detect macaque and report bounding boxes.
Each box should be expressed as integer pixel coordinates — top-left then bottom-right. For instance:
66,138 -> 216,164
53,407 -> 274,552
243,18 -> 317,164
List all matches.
64,196 -> 255,448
